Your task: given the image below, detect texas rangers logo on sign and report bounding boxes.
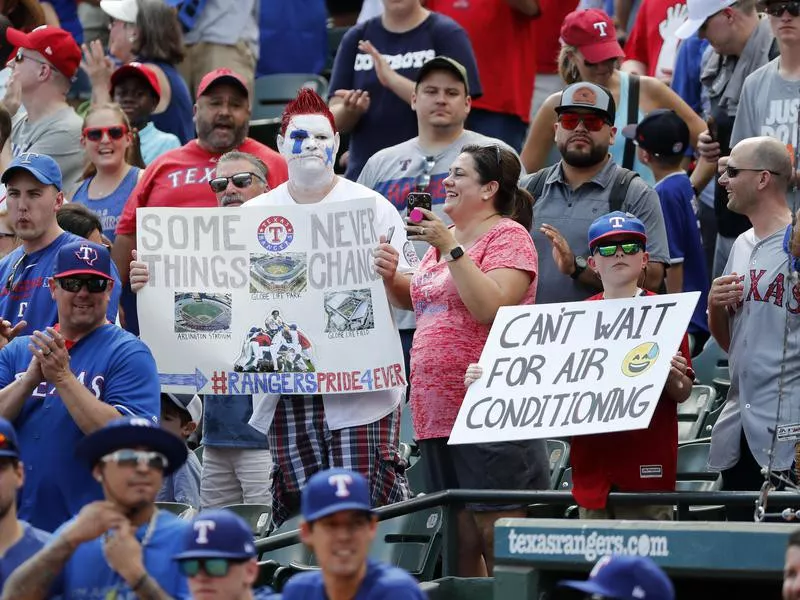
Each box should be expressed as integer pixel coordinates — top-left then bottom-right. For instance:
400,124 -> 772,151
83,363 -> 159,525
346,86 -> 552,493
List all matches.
75,244 -> 99,265
257,216 -> 295,252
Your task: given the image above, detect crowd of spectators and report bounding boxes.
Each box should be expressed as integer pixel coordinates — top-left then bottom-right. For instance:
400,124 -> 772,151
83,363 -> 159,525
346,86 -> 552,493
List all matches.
0,0 -> 796,596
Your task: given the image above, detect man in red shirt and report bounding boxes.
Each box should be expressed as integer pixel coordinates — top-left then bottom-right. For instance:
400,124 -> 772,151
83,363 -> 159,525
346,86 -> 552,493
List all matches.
425,0 -> 538,152
111,68 -> 288,291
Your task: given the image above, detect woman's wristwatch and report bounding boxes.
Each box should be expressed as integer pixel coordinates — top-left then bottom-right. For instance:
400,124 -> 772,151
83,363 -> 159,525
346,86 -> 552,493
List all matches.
444,245 -> 465,262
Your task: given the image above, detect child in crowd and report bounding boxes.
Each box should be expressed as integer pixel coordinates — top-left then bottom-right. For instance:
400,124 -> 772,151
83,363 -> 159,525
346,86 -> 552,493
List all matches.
622,109 -> 711,355
157,393 -> 203,509
465,212 -> 694,520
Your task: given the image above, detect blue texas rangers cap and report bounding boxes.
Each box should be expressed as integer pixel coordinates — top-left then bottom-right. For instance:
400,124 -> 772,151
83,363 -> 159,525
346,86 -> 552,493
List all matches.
53,240 -> 114,280
0,417 -> 21,459
302,468 -> 374,522
75,416 -> 188,475
173,509 -> 257,561
621,109 -> 690,157
560,555 -> 675,600
1,152 -> 63,191
588,211 -> 647,249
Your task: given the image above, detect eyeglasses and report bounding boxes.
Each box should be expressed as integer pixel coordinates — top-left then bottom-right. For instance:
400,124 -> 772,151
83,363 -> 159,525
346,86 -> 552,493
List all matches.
56,277 -> 110,293
5,253 -> 25,292
724,165 -> 783,178
494,144 -> 502,168
558,113 -> 608,132
101,449 -> 169,471
179,558 -> 243,578
414,155 -> 436,192
14,48 -> 49,67
208,172 -> 265,193
82,126 -> 128,142
765,1 -> 800,17
591,241 -> 645,257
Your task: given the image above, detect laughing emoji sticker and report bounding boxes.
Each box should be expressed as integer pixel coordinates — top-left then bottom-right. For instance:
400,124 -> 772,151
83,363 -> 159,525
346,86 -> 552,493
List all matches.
622,342 -> 659,377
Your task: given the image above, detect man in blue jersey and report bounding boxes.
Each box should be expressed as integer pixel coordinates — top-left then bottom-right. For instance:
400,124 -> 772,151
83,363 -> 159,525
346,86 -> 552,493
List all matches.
0,152 -> 121,345
0,240 -> 159,531
2,416 -> 192,599
0,417 -> 52,588
282,468 -> 424,600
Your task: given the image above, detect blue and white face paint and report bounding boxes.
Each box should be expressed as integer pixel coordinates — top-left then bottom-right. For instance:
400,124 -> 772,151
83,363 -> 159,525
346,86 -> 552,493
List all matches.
278,114 -> 339,189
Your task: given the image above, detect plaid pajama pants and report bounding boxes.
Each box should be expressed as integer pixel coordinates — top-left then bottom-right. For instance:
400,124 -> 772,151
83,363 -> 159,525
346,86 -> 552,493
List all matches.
268,395 -> 411,526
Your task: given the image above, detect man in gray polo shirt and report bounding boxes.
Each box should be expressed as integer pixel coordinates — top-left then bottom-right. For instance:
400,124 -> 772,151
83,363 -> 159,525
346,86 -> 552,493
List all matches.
522,82 -> 669,304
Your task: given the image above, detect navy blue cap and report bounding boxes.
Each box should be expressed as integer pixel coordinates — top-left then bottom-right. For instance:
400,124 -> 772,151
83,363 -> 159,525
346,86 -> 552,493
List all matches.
621,109 -> 690,157
75,416 -> 188,475
1,152 -> 63,191
301,468 -> 374,522
53,240 -> 114,280
560,555 -> 675,600
0,417 -> 20,459
173,509 -> 256,561
588,211 -> 647,249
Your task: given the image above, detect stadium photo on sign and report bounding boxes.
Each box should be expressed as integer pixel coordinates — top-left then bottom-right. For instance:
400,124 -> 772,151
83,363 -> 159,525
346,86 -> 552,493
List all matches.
249,252 -> 308,294
173,293 -> 232,333
323,289 -> 375,333
233,309 -> 316,373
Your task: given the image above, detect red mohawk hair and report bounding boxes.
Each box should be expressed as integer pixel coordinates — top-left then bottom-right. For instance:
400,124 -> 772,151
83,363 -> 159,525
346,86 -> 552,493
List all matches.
281,88 -> 337,135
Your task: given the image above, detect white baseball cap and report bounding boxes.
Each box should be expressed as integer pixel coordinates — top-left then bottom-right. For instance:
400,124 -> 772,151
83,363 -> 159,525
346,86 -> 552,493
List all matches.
100,0 -> 138,23
675,0 -> 738,39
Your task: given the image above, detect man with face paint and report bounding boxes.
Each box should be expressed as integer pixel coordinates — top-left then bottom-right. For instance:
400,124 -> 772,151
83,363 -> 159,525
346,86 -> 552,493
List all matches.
246,89 -> 413,527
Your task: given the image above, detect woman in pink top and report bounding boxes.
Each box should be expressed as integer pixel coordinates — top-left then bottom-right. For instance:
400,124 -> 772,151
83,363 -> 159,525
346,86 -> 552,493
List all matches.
375,144 -> 549,577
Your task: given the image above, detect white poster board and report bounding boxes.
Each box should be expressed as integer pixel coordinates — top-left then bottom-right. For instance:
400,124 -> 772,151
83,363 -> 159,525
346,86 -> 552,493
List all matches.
448,292 -> 700,445
136,199 -> 406,395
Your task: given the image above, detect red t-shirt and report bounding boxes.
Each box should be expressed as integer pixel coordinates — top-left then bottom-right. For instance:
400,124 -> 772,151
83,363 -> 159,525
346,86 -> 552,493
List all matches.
409,219 -> 538,440
115,138 -> 288,236
570,290 -> 692,510
624,0 -> 687,79
534,0 -> 579,75
427,0 -> 537,122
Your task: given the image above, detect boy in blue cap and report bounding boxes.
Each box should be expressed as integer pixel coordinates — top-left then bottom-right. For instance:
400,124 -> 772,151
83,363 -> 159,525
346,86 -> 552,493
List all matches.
174,509 -> 278,600
283,467 -> 424,599
0,417 -> 52,588
560,555 -> 675,600
2,416 -> 192,599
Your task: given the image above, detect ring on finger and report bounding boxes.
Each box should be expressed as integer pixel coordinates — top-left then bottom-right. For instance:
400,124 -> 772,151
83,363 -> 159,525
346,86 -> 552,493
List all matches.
420,227 -> 425,235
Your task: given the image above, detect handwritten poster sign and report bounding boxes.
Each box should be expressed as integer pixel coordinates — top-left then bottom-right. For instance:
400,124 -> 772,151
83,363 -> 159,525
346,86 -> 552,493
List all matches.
448,292 -> 700,445
136,199 -> 406,395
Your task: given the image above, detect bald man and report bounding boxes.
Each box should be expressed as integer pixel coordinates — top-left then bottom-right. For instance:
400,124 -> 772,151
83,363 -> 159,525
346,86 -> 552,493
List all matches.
707,137 -> 799,516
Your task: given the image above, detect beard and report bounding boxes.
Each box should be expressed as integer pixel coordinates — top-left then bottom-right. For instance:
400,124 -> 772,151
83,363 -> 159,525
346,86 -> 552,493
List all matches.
559,138 -> 609,168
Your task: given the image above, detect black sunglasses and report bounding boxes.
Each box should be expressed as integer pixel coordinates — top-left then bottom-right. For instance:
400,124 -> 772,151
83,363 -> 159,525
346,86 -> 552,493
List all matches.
83,126 -> 128,142
209,172 -> 265,194
5,253 -> 25,292
765,1 -> 800,16
14,48 -> 48,67
725,165 -> 783,178
56,277 -> 109,293
179,558 -> 244,578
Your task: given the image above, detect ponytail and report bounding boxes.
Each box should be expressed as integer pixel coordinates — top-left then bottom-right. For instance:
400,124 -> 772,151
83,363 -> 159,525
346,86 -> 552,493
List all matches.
510,187 -> 534,231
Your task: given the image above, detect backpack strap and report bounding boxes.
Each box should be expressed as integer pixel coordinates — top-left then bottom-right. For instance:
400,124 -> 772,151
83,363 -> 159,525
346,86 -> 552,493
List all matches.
521,164 -> 559,205
609,168 -> 640,213
622,74 -> 641,171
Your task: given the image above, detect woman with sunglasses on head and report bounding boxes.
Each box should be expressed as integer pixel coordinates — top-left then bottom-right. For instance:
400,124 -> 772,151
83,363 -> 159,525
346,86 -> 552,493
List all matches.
375,144 -> 550,577
71,103 -> 144,244
520,8 -> 706,186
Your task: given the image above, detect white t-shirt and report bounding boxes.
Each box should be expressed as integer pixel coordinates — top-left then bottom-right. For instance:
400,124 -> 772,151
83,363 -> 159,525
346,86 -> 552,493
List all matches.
246,177 -> 415,431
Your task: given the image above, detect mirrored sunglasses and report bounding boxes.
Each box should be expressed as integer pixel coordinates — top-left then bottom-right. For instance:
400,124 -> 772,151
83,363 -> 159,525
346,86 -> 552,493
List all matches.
765,1 -> 800,16
179,558 -> 240,578
208,172 -> 264,194
100,449 -> 169,471
591,241 -> 644,257
558,113 -> 608,132
56,277 -> 109,293
82,126 -> 128,142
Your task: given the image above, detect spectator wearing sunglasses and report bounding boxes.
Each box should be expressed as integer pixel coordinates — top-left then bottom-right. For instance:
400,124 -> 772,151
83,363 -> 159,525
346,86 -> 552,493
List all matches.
522,82 -> 670,306
283,468 -> 423,600
0,153 -> 122,342
110,62 -> 180,166
3,416 -> 191,599
3,26 -> 85,195
0,240 -> 159,532
71,103 -> 144,244
709,136 -> 800,517
174,509 -> 278,600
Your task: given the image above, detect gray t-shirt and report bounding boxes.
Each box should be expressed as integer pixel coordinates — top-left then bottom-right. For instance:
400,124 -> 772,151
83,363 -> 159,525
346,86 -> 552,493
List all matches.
11,106 -> 85,194
527,158 -> 670,304
184,0 -> 259,58
358,129 -> 518,329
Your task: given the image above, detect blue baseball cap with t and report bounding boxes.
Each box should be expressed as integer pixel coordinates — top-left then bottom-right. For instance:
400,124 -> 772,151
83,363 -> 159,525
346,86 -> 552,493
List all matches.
0,417 -> 21,459
173,510 -> 257,561
53,241 -> 114,280
559,555 -> 675,600
302,468 -> 374,522
1,153 -> 63,191
588,211 -> 647,249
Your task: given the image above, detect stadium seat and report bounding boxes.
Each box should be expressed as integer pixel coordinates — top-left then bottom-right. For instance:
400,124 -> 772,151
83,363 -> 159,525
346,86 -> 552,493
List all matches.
325,26 -> 350,77
678,385 -> 716,441
558,467 -> 573,491
692,338 -> 729,386
677,441 -> 716,480
700,404 -> 724,437
155,502 -> 194,519
257,515 -> 312,587
546,439 -> 570,490
224,503 -> 272,538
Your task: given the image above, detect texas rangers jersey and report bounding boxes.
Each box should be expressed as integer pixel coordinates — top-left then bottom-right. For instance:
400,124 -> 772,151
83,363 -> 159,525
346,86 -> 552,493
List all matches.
0,324 -> 159,531
0,232 -> 122,335
709,225 -> 800,471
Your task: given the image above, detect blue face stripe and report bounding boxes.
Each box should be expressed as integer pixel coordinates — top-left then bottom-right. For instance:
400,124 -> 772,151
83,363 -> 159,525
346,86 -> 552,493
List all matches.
289,129 -> 309,154
325,145 -> 334,165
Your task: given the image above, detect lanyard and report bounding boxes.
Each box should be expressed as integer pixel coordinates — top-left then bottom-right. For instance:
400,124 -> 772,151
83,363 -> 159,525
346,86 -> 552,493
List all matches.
104,509 -> 160,600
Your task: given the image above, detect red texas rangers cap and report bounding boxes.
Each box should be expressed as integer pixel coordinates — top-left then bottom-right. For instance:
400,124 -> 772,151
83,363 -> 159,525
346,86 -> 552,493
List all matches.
196,68 -> 249,98
6,25 -> 81,79
560,9 -> 624,64
110,62 -> 162,102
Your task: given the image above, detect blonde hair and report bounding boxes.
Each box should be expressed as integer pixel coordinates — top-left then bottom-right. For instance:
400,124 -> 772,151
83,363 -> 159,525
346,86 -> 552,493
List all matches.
558,45 -> 582,85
